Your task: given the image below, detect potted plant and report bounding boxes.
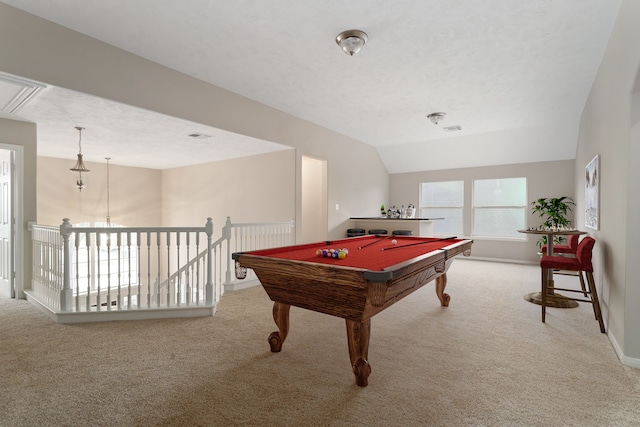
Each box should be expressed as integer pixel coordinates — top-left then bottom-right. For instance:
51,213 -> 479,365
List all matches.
530,196 -> 575,248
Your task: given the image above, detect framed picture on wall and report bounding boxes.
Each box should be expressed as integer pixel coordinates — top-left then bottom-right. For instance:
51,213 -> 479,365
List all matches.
585,154 -> 599,230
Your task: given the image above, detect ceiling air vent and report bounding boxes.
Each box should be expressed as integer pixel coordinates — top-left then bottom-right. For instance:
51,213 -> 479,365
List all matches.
187,133 -> 212,139
443,125 -> 462,132
0,72 -> 46,113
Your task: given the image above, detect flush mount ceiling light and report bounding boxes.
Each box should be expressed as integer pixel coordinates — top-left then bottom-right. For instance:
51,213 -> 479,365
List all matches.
336,29 -> 368,56
427,112 -> 446,125
70,126 -> 90,191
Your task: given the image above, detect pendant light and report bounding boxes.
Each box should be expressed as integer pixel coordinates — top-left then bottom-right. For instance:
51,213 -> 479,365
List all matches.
70,126 -> 90,191
105,157 -> 111,226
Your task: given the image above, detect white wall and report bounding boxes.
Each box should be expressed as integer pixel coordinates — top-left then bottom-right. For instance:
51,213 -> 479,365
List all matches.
390,160 -> 575,262
575,0 -> 640,364
628,92 -> 640,359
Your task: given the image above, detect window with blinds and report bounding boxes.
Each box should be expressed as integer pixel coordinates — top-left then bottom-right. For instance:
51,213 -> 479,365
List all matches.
472,178 -> 527,238
419,180 -> 464,235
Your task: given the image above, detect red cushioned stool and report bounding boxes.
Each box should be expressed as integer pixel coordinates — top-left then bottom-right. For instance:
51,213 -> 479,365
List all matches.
542,234 -> 587,296
541,234 -> 579,255
540,236 -> 605,333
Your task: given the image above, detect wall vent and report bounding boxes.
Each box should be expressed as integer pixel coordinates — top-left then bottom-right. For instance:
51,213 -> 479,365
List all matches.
0,72 -> 46,113
187,133 -> 212,139
443,125 -> 462,132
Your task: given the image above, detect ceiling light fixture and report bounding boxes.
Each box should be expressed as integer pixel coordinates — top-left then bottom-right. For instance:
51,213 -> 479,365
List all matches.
70,126 -> 90,191
427,112 -> 446,125
336,29 -> 368,56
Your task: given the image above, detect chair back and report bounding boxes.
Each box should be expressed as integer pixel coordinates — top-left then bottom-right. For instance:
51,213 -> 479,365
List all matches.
568,234 -> 579,251
576,237 -> 596,272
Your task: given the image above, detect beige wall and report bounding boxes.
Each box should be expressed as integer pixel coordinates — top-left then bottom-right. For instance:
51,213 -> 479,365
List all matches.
575,0 -> 640,364
37,157 -> 162,227
390,160 -> 575,263
0,117 -> 37,298
161,150 -> 296,235
0,3 -> 389,243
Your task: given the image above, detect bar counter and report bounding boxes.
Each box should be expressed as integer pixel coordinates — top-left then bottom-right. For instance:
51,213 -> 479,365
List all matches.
349,217 -> 443,237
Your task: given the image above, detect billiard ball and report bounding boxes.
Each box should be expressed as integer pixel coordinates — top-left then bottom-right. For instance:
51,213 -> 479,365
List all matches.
391,239 -> 397,245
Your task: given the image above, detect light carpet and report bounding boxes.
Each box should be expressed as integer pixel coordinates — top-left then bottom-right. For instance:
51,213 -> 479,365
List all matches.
1,259 -> 639,426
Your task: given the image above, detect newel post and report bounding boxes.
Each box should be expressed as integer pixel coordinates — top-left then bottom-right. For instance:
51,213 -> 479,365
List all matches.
59,218 -> 73,312
224,216 -> 232,285
205,217 -> 214,305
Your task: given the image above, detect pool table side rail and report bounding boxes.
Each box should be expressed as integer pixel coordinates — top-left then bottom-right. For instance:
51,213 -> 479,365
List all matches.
364,238 -> 473,282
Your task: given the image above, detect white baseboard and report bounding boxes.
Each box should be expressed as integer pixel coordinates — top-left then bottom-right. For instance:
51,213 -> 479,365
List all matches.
608,331 -> 640,369
224,278 -> 261,292
25,290 -> 216,324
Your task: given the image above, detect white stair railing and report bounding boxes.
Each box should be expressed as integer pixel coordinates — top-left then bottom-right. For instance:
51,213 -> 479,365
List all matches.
28,217 -> 294,321
158,217 -> 295,293
29,218 -> 215,315
225,218 -> 296,289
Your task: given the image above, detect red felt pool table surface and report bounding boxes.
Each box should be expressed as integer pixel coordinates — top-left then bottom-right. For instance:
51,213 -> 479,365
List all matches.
245,235 -> 464,271
232,234 -> 473,387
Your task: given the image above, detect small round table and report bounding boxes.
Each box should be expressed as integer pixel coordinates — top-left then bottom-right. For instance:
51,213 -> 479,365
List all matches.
518,228 -> 587,308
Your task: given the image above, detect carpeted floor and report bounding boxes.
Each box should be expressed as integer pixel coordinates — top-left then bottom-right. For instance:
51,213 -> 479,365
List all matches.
1,259 -> 638,426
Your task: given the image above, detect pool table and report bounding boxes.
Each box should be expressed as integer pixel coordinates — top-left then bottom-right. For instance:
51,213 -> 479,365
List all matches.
232,234 -> 473,387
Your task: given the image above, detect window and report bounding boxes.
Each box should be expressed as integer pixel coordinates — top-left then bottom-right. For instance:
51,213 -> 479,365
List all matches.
473,178 -> 527,238
420,181 -> 464,235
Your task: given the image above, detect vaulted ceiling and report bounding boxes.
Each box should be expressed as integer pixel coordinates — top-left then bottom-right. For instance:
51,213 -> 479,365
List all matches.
0,1 -> 622,173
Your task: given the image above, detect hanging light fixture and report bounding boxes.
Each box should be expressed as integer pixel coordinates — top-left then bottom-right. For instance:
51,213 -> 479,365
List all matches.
105,157 -> 111,226
70,126 -> 90,191
336,29 -> 368,56
427,112 -> 446,125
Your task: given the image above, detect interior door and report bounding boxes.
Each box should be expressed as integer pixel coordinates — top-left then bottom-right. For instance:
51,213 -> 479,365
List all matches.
0,149 -> 13,297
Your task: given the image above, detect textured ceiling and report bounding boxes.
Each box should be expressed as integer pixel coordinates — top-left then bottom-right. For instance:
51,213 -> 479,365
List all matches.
0,0 -> 622,172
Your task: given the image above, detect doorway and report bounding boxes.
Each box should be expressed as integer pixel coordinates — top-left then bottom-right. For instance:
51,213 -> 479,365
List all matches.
301,156 -> 327,243
0,148 -> 14,298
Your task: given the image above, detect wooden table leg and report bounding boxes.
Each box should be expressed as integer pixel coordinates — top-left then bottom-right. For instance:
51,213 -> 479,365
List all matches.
435,273 -> 450,307
346,318 -> 372,387
268,302 -> 290,352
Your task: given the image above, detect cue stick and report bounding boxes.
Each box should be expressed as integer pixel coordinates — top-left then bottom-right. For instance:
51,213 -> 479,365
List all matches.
381,236 -> 458,251
358,235 -> 393,249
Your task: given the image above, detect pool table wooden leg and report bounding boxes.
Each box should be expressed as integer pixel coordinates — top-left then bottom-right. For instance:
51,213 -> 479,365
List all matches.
435,273 -> 451,307
346,318 -> 372,387
268,302 -> 290,352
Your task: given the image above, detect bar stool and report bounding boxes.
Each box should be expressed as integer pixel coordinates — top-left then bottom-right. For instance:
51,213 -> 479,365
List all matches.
541,234 -> 586,296
541,234 -> 579,255
392,230 -> 412,236
540,236 -> 605,333
368,229 -> 388,235
346,228 -> 365,237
